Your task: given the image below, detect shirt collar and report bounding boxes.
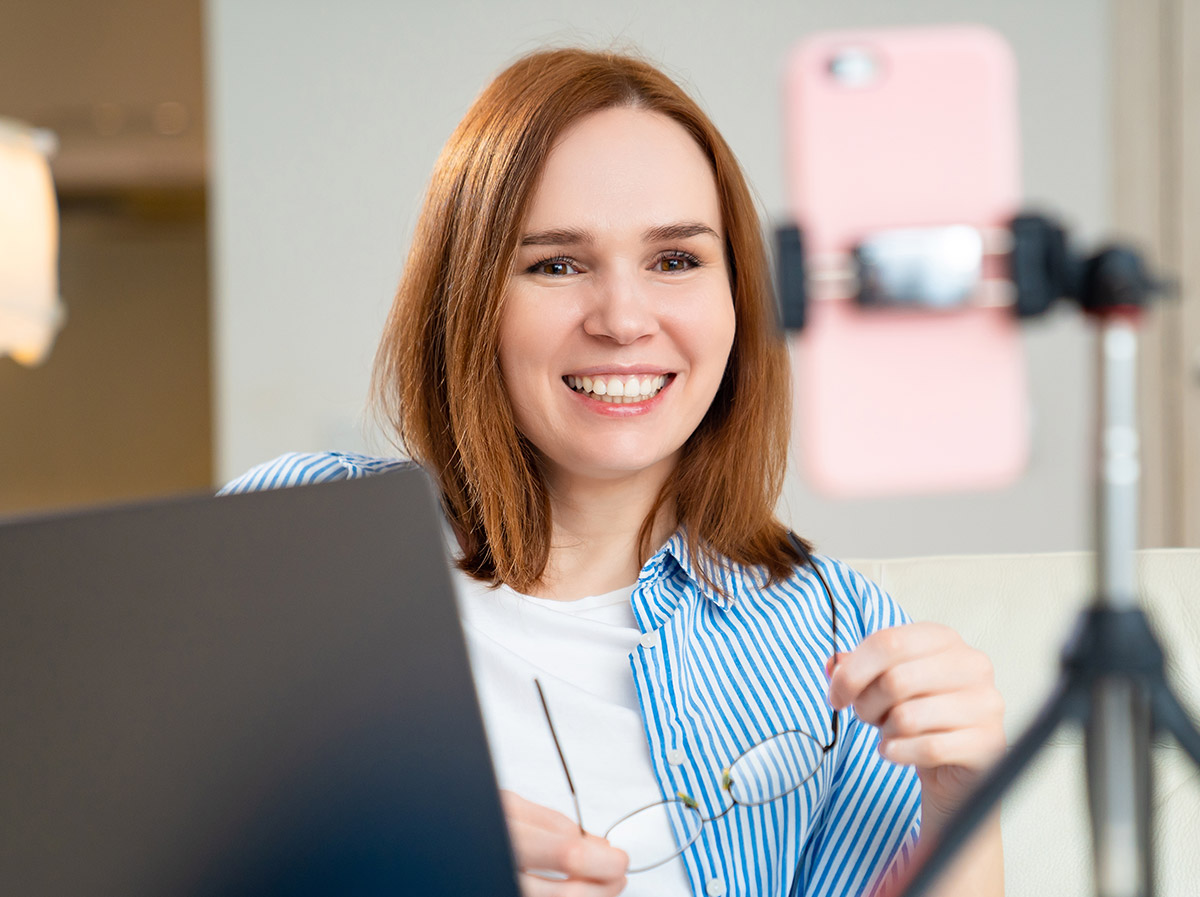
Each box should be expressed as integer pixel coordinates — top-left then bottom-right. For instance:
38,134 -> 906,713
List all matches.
643,527 -> 772,610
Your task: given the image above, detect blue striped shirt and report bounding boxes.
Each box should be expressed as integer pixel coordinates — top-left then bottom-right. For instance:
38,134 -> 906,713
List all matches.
221,452 -> 921,897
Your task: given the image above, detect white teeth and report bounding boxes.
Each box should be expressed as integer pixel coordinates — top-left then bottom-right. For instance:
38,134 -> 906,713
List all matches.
565,373 -> 669,403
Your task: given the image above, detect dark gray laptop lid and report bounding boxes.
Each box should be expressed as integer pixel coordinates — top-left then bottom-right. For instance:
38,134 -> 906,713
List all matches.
0,469 -> 520,896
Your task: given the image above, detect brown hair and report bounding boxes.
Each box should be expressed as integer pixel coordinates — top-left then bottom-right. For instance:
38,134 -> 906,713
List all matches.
372,47 -> 809,593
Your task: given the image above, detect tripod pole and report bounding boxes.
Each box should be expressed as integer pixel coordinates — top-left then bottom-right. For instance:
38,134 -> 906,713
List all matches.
776,224 -> 1188,897
1086,313 -> 1154,897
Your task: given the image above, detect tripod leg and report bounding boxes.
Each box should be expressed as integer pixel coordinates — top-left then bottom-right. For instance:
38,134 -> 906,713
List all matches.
1085,678 -> 1154,897
1150,681 -> 1200,766
888,678 -> 1088,897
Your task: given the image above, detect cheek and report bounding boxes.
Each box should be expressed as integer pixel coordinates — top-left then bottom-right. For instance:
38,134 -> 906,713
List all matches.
692,297 -> 737,376
693,302 -> 737,409
496,299 -> 534,381
495,354 -> 538,444
718,304 -> 737,357
498,284 -> 565,359
496,302 -> 552,433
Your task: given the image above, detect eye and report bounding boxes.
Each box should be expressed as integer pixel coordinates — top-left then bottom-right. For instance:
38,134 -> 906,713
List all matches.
527,256 -> 580,276
653,251 -> 701,273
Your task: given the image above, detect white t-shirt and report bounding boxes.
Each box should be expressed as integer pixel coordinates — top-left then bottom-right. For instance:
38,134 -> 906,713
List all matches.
454,569 -> 693,897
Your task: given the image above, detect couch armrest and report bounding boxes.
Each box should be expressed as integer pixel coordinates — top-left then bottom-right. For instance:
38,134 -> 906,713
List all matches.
844,549 -> 1200,897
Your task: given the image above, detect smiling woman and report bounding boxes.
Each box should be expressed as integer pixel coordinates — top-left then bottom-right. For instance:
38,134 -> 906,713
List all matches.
227,47 -> 1006,897
371,50 -> 795,599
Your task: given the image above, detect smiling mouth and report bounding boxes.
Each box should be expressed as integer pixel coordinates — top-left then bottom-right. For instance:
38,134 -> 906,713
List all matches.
564,373 -> 670,404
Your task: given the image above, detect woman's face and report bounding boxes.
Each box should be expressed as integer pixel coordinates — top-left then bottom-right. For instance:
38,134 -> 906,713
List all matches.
498,107 -> 736,495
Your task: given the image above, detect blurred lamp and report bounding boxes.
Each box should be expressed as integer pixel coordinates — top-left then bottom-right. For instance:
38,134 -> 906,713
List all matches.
0,117 -> 64,366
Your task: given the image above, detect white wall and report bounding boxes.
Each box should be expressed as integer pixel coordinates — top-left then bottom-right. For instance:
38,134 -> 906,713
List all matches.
207,0 -> 1110,558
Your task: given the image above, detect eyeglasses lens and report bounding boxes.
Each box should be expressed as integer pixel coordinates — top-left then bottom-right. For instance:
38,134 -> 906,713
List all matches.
606,798 -> 703,873
726,730 -> 825,805
604,730 -> 826,872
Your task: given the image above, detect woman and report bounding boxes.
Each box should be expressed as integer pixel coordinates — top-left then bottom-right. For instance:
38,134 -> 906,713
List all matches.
225,48 -> 1005,897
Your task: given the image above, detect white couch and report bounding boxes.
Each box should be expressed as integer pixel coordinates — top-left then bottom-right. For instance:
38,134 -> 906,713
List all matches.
847,549 -> 1200,897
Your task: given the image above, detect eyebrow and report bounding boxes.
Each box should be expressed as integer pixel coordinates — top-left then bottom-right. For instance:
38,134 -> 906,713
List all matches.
518,221 -> 721,247
520,227 -> 593,247
643,222 -> 720,243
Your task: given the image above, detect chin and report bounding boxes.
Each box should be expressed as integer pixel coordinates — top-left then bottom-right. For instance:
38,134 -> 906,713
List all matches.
557,451 -> 681,484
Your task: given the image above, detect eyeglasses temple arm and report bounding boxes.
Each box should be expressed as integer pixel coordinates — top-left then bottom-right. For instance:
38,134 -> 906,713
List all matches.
825,706 -> 841,753
796,537 -> 841,754
534,678 -> 586,835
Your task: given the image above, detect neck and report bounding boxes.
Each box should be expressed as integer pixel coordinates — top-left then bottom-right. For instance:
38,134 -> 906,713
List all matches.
531,466 -> 676,601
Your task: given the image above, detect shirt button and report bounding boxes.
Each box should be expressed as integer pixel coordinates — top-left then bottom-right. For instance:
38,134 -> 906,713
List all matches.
706,879 -> 726,896
666,748 -> 686,766
639,630 -> 660,648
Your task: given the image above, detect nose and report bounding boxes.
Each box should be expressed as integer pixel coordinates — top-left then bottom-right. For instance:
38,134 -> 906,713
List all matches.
582,268 -> 659,345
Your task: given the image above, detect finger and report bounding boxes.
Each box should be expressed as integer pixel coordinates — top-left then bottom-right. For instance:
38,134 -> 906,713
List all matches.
876,689 -> 1005,743
519,870 -> 628,897
501,791 -> 629,882
501,790 -> 585,836
878,725 -> 1007,771
827,623 -> 961,711
851,650 -> 995,727
508,818 -> 629,882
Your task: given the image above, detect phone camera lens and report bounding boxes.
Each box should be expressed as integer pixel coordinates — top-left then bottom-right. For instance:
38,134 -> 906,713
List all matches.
828,47 -> 880,87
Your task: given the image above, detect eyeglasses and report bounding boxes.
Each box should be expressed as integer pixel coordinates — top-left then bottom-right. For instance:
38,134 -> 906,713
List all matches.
535,545 -> 839,874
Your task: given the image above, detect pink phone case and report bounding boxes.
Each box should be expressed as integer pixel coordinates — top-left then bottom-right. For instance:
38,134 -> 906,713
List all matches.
784,25 -> 1029,497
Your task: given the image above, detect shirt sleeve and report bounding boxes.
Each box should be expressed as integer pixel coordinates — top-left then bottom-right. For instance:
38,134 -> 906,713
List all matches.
217,451 -> 413,495
791,560 -> 922,896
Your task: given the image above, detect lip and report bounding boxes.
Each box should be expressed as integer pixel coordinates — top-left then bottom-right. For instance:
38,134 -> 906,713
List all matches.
564,364 -> 674,378
564,372 -> 675,416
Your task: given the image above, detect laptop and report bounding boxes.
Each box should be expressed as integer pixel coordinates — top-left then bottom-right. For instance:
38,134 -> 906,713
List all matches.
0,469 -> 520,896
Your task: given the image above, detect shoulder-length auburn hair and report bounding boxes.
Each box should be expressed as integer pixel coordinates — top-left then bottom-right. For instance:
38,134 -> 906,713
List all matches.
372,47 -> 809,594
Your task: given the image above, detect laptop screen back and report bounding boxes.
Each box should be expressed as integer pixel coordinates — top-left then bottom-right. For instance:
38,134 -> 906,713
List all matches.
0,470 -> 519,897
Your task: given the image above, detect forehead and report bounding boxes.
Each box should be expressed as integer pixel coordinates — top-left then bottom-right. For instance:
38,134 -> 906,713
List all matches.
521,107 -> 724,236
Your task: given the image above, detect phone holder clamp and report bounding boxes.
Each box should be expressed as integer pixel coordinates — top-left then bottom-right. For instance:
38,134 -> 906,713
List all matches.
776,213 -> 1166,329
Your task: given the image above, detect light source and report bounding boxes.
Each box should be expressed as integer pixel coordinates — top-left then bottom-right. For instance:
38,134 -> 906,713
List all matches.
0,116 -> 65,366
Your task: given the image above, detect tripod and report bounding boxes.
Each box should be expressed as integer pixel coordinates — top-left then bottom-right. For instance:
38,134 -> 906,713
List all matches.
778,216 -> 1200,897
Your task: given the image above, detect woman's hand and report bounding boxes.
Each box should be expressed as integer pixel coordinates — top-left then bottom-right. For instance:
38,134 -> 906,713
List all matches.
826,622 -> 1006,831
501,790 -> 629,897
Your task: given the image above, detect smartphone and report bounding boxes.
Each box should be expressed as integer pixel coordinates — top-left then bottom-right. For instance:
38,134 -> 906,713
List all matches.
782,25 -> 1029,497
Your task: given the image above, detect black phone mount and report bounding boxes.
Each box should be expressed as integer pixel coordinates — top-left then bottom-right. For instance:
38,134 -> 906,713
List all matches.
779,214 -> 1199,897
1007,213 -> 1163,318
